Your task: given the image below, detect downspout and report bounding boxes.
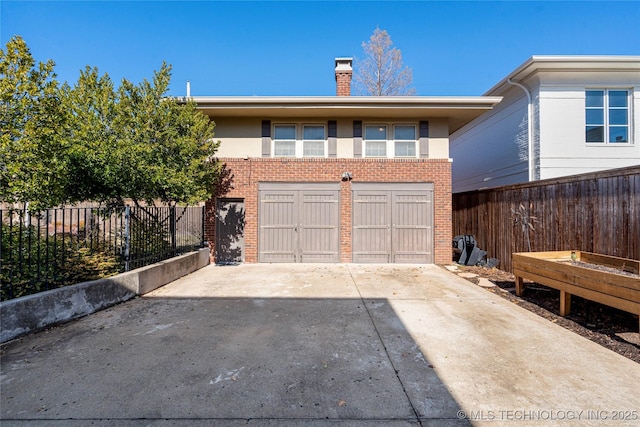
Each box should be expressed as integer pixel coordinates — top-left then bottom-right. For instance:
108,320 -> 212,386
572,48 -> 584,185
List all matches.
507,78 -> 535,181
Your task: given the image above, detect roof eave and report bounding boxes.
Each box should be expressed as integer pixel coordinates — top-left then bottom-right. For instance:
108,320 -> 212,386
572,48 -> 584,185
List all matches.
485,55 -> 640,95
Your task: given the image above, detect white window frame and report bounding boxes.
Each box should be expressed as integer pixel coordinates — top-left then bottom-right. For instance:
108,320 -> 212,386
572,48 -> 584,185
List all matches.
393,124 -> 417,158
364,124 -> 388,157
302,124 -> 327,157
273,124 -> 297,157
585,89 -> 632,145
363,123 -> 419,158
272,123 -> 327,158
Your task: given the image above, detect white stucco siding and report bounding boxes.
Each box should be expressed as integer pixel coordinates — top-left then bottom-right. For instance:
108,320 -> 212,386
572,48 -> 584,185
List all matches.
336,120 -> 353,158
428,118 -> 450,159
211,118 -> 262,158
537,86 -> 640,179
451,91 -> 529,192
212,117 -> 451,160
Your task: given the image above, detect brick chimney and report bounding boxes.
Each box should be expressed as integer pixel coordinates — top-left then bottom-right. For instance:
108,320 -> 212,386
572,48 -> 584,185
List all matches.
335,57 -> 353,96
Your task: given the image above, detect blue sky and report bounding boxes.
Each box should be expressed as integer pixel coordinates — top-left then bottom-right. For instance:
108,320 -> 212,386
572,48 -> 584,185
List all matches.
2,1 -> 639,97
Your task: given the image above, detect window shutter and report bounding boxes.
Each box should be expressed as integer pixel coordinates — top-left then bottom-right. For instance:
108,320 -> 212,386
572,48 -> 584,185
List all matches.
419,120 -> 429,158
262,120 -> 271,157
328,120 -> 337,157
353,120 -> 362,158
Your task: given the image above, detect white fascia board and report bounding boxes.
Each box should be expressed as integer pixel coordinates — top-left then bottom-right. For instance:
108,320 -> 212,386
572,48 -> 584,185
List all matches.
485,55 -> 640,96
191,96 -> 501,106
189,96 -> 502,114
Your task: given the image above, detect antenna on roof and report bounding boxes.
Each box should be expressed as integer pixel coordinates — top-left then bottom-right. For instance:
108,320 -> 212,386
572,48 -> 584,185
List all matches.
186,81 -> 191,98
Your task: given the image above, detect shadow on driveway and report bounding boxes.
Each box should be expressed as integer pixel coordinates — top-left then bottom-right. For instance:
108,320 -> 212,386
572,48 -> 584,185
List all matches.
1,264 -> 467,426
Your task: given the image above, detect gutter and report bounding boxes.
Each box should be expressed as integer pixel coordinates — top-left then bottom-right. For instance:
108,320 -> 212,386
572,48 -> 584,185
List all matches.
507,78 -> 535,182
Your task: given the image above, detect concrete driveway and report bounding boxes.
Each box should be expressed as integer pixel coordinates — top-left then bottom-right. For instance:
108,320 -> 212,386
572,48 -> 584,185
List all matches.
1,264 -> 639,426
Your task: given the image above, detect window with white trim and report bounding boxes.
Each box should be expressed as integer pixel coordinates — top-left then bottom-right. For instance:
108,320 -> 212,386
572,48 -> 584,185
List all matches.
586,90 -> 630,144
394,125 -> 417,157
364,125 -> 387,157
303,125 -> 325,157
273,124 -> 326,157
274,124 -> 296,156
364,123 -> 418,158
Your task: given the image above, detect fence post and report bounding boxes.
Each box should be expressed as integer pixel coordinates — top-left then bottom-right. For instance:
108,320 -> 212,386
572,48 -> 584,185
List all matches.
124,206 -> 131,272
170,206 -> 177,255
201,205 -> 205,248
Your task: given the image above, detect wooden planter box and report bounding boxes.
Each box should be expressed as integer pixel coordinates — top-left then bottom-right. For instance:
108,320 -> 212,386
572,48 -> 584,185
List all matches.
512,251 -> 640,330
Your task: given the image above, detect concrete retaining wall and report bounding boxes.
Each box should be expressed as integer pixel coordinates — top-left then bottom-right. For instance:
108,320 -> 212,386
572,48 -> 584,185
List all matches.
0,248 -> 209,343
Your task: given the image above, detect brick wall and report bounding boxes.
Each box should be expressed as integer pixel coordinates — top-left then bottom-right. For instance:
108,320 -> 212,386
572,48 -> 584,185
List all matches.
206,157 -> 452,264
336,71 -> 352,96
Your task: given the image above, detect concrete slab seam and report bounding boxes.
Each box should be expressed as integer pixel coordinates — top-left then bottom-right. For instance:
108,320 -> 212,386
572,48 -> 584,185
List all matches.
345,264 -> 424,426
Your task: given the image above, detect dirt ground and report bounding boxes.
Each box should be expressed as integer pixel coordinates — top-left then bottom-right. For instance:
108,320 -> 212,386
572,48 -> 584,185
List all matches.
453,265 -> 640,364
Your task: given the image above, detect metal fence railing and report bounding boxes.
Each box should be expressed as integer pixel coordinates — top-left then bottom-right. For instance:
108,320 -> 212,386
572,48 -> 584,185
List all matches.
0,205 -> 205,301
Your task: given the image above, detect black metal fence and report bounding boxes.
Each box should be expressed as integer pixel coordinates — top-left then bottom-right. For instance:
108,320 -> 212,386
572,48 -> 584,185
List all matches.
0,205 -> 205,301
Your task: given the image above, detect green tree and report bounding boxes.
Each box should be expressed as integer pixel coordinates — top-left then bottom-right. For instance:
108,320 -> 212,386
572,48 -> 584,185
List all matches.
2,36 -> 220,210
354,27 -> 416,96
111,63 -> 220,208
0,35 -> 68,210
61,66 -> 119,205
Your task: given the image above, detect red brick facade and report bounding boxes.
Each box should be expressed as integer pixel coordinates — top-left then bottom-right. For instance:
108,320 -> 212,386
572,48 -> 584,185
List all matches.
205,157 -> 452,264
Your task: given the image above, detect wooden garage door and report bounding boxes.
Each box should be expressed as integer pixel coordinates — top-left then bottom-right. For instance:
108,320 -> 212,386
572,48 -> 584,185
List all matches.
352,183 -> 434,263
259,183 -> 340,263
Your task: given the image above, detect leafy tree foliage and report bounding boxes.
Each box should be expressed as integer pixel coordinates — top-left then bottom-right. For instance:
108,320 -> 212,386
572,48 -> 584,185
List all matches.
1,36 -> 220,211
354,27 -> 416,96
0,36 -> 69,210
63,63 -> 220,208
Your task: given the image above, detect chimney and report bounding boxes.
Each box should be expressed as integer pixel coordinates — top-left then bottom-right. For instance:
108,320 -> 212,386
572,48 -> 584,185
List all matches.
335,57 -> 353,96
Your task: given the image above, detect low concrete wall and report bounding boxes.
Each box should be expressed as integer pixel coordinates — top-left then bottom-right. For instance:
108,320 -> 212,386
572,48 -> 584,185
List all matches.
0,248 -> 210,343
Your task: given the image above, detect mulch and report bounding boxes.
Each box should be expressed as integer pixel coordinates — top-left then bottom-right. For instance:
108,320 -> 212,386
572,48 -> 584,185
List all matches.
453,265 -> 640,364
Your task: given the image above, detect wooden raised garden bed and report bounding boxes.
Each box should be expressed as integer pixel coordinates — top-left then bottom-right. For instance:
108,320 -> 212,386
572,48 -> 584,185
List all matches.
512,251 -> 640,330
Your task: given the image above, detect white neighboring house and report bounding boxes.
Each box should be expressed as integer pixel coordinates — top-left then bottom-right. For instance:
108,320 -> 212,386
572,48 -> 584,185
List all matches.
450,56 -> 640,193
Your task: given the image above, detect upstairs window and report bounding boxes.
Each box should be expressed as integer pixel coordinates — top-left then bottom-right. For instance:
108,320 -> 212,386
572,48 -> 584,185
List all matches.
394,125 -> 417,157
365,125 -> 387,157
302,125 -> 326,157
273,123 -> 326,157
274,125 -> 296,156
586,90 -> 629,144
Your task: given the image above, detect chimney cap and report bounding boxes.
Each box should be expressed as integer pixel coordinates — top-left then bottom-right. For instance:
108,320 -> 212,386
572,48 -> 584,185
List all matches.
335,57 -> 353,71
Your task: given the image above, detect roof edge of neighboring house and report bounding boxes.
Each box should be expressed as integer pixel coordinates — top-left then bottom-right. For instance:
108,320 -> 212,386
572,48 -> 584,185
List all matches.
485,55 -> 640,96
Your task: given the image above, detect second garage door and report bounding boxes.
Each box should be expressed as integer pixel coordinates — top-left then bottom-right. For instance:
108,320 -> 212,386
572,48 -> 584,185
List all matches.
259,183 -> 340,263
352,183 -> 434,263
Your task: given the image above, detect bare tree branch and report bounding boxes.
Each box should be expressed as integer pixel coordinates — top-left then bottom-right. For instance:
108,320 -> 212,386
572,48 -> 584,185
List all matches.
354,27 -> 416,96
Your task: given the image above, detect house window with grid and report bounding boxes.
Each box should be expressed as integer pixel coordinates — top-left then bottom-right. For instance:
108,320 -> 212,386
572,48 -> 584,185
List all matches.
364,125 -> 387,157
274,125 -> 296,156
586,90 -> 630,144
394,125 -> 416,157
303,125 -> 326,157
273,124 -> 326,157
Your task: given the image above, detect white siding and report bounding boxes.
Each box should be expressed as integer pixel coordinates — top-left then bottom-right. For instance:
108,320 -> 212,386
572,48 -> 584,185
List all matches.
538,85 -> 640,179
451,61 -> 640,192
450,87 -> 529,192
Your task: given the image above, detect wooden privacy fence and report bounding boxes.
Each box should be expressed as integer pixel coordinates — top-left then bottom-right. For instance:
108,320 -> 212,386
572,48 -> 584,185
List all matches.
452,166 -> 640,272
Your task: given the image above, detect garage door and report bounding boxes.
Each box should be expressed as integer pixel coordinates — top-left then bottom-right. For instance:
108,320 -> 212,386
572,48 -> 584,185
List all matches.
259,183 -> 340,263
352,183 -> 434,263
